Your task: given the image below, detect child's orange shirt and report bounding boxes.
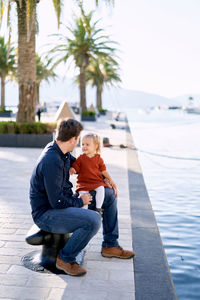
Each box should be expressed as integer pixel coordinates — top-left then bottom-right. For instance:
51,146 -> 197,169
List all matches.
72,153 -> 107,192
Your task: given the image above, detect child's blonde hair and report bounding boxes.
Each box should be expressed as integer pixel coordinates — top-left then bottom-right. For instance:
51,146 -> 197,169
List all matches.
82,133 -> 101,153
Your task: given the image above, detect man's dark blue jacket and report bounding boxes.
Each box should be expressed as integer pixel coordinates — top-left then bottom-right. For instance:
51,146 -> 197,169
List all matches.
30,141 -> 83,222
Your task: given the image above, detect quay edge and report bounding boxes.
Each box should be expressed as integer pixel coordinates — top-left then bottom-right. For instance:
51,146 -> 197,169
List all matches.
125,118 -> 178,300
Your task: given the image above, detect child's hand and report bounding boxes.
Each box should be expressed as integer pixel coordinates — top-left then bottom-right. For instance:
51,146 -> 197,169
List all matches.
109,180 -> 118,198
104,178 -> 112,188
104,178 -> 118,197
69,167 -> 76,175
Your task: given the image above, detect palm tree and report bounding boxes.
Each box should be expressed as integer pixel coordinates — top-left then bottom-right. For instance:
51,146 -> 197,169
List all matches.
49,7 -> 115,111
86,55 -> 121,109
0,36 -> 16,110
0,0 -> 113,122
36,54 -> 57,104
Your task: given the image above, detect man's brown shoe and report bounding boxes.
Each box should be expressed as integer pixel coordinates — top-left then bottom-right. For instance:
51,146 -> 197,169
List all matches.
56,255 -> 86,276
101,246 -> 135,259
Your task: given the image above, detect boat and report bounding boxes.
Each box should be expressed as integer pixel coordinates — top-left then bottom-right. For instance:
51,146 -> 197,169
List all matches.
183,104 -> 200,114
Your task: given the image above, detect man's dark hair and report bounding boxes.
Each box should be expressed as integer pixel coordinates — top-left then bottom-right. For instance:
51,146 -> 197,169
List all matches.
56,118 -> 83,142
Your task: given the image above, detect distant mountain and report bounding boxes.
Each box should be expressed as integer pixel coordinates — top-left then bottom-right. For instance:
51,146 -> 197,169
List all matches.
102,87 -> 179,110
3,77 -> 186,110
171,94 -> 200,106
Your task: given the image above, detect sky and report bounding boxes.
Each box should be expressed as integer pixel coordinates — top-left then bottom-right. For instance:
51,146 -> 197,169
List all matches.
1,0 -> 200,99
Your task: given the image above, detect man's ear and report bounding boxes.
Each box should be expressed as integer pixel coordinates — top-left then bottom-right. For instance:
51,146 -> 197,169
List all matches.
69,137 -> 77,144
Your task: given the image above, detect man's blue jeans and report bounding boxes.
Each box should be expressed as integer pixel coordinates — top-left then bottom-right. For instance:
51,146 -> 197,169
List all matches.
34,187 -> 119,263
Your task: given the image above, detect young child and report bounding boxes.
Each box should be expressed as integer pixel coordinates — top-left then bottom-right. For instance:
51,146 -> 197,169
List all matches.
69,133 -> 117,214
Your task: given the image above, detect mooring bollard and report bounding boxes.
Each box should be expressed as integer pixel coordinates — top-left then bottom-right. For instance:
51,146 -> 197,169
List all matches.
22,224 -> 85,274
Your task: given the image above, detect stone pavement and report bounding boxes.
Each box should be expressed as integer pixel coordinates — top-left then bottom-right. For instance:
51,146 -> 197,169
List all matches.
0,112 -> 135,300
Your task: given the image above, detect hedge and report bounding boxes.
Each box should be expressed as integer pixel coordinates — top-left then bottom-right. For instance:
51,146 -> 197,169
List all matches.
0,121 -> 57,134
0,108 -> 12,113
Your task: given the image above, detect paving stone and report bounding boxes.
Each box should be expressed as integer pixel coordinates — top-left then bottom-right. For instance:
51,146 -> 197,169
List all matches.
0,264 -> 10,273
84,251 -> 106,261
0,241 -> 5,248
7,265 -> 34,275
107,291 -> 135,300
0,298 -> 17,300
0,234 -> 25,242
15,229 -> 28,235
83,267 -> 109,280
87,244 -> 101,252
79,278 -> 134,292
47,288 -> 65,300
4,242 -> 32,249
59,290 -> 108,300
117,233 -> 132,240
2,223 -> 31,229
10,214 -> 31,219
0,228 -> 16,234
109,269 -> 134,281
0,255 -> 22,265
0,274 -> 29,286
0,248 -> 28,256
119,228 -> 132,234
86,260 -> 134,271
0,286 -> 50,300
26,274 -> 67,288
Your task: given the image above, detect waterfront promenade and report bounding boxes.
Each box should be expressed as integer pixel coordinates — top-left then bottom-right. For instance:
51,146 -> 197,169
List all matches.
0,112 -> 135,300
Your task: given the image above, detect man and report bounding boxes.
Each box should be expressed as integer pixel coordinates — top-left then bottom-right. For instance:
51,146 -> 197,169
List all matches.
30,118 -> 135,277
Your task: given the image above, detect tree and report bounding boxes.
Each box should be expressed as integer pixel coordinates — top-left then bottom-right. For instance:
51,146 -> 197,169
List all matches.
86,55 -> 121,109
49,7 -> 115,111
188,96 -> 193,103
0,0 -> 113,122
0,36 -> 16,110
36,54 -> 57,104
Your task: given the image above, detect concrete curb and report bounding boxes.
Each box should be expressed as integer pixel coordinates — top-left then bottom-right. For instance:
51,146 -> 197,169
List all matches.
126,120 -> 177,300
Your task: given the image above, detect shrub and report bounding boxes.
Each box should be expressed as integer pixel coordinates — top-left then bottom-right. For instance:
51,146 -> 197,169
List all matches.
98,108 -> 107,115
0,121 -> 11,133
0,108 -> 12,113
81,110 -> 96,116
0,121 -> 57,134
6,122 -> 16,134
98,108 -> 107,113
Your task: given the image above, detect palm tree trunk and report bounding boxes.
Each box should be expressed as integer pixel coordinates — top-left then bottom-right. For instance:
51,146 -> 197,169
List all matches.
79,66 -> 87,111
36,84 -> 40,104
96,85 -> 102,109
16,0 -> 37,122
0,76 -> 5,110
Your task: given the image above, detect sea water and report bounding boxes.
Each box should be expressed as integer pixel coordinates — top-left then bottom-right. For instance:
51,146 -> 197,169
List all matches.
125,108 -> 200,300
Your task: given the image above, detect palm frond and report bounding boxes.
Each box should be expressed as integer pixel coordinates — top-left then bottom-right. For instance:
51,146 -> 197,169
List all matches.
0,0 -> 3,25
95,0 -> 114,6
0,35 -> 16,79
36,53 -> 58,84
52,0 -> 62,27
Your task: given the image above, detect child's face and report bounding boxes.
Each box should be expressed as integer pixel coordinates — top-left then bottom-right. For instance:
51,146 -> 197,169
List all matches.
82,137 -> 97,156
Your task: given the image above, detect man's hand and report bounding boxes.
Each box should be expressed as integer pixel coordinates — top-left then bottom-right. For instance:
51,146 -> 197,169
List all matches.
80,193 -> 92,206
69,167 -> 76,175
